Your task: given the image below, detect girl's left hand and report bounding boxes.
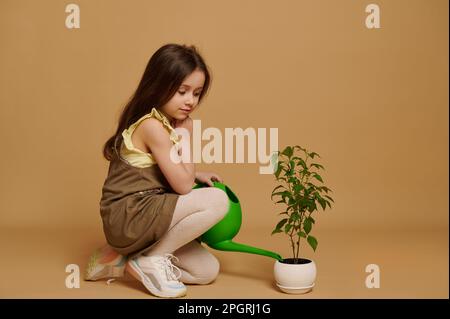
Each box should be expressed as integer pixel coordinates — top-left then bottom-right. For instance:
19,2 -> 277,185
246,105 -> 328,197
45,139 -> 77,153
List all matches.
195,171 -> 224,187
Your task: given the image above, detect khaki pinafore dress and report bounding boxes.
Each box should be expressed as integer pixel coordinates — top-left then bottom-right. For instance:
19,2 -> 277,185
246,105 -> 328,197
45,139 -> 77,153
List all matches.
99,135 -> 180,259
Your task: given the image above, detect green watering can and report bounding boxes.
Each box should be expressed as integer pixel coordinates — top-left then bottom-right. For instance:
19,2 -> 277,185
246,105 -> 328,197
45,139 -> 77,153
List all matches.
193,182 -> 282,261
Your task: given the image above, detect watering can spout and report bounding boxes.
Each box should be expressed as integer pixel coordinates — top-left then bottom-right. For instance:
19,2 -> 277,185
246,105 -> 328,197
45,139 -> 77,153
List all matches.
207,240 -> 282,261
194,182 -> 283,261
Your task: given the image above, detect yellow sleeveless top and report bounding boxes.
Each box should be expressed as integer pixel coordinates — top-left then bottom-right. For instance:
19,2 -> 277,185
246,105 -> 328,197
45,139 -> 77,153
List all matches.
120,108 -> 181,168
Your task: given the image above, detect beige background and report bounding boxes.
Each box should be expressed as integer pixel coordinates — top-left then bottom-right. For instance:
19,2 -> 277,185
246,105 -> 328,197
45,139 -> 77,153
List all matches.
0,0 -> 448,298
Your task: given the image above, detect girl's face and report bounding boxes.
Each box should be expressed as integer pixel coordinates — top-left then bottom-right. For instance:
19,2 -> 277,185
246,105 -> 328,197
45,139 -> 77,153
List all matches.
159,69 -> 205,125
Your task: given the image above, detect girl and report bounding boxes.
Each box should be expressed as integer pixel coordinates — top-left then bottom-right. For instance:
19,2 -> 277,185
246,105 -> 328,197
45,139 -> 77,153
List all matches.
85,44 -> 230,298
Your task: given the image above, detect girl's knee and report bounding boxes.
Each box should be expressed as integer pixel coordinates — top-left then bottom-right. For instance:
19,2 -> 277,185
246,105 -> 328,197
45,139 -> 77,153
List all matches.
195,255 -> 220,284
208,188 -> 230,217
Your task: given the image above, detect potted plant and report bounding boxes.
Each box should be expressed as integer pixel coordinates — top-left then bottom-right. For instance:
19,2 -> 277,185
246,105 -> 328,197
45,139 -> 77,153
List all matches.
270,145 -> 334,294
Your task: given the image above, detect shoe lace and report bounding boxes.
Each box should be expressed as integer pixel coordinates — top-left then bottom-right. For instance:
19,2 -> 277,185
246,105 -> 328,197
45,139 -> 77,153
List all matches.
158,253 -> 182,282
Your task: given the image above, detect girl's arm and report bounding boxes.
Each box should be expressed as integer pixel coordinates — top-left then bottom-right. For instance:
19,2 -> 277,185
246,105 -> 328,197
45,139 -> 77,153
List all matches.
140,118 -> 195,195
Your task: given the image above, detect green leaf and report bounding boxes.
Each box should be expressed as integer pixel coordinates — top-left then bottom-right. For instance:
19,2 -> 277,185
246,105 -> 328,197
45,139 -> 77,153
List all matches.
310,163 -> 324,170
308,201 -> 317,213
278,211 -> 289,216
271,191 -> 285,201
271,228 -> 283,235
321,186 -> 332,193
280,191 -> 293,204
298,231 -> 307,238
303,217 -> 312,234
287,167 -> 295,176
271,184 -> 285,194
293,157 -> 307,169
284,223 -> 292,234
289,159 -> 296,169
281,146 -> 293,159
294,145 -> 306,152
324,195 -> 335,203
289,212 -> 300,222
275,218 -> 288,230
312,173 -> 323,183
318,197 -> 327,210
270,152 -> 279,165
274,164 -> 283,179
309,152 -> 321,159
293,184 -> 304,193
272,185 -> 285,192
307,235 -> 318,251
298,199 -> 308,211
288,176 -> 298,183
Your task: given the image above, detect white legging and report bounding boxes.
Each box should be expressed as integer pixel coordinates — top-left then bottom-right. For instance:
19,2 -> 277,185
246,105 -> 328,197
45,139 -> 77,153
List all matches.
142,187 -> 229,284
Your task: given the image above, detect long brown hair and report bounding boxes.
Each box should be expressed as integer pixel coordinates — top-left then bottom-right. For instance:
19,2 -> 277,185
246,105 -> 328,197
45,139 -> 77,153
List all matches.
102,43 -> 211,161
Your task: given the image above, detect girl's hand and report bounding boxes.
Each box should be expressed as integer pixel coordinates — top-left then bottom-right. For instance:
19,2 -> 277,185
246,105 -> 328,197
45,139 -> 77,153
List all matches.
195,171 -> 224,187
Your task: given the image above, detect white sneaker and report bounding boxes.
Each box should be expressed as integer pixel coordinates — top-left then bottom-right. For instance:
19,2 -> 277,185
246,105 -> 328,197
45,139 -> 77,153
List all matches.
85,246 -> 126,281
126,253 -> 187,298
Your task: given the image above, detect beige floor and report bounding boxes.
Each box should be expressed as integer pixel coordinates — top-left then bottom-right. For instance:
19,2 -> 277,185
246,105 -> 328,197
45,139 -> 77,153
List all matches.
0,226 -> 447,299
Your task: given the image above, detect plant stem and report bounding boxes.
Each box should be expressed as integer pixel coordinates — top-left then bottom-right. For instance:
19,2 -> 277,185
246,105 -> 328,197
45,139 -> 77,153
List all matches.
290,230 -> 295,262
286,163 -> 297,262
297,211 -> 304,260
295,218 -> 300,260
287,218 -> 298,263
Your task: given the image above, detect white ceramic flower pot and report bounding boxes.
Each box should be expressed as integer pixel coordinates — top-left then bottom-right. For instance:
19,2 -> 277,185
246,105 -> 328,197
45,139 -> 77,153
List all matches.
274,258 -> 317,294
